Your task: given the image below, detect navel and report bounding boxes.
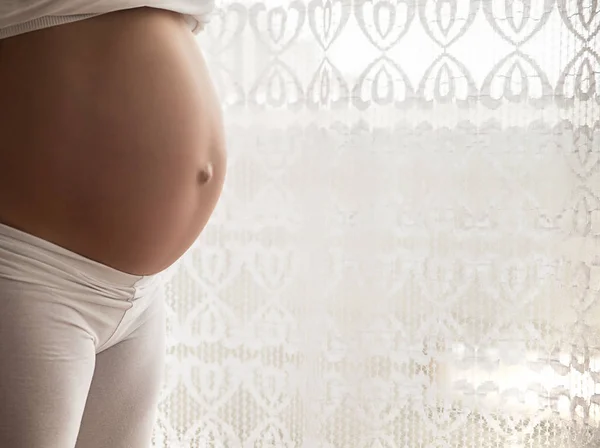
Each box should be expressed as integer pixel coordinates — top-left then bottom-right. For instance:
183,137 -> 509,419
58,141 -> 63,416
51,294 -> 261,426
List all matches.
197,163 -> 213,185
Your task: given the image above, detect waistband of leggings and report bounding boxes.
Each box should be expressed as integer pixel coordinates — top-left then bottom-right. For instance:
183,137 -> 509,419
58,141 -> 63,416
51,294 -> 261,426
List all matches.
0,223 -> 159,293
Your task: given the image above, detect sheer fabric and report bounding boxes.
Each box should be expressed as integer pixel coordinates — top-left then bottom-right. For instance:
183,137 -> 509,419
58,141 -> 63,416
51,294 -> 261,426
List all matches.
153,0 -> 600,446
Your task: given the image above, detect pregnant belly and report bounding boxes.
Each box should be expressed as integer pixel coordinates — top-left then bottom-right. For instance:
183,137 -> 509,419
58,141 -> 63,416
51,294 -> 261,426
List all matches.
0,8 -> 226,275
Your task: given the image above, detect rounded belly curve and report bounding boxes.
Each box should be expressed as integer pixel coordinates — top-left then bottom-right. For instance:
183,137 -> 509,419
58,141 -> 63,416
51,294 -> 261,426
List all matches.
0,8 -> 226,275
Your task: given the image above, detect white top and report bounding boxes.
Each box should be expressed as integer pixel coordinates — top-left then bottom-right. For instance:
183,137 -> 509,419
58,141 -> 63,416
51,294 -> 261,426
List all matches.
0,0 -> 215,39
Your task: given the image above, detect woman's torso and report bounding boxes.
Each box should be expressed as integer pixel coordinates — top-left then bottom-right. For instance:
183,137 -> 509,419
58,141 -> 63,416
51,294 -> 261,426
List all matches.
0,7 -> 226,275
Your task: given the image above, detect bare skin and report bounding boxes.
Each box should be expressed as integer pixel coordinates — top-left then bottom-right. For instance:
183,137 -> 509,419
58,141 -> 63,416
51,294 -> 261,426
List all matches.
0,7 -> 226,275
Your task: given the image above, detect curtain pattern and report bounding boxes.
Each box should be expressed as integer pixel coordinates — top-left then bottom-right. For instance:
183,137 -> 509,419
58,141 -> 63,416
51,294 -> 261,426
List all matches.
153,0 -> 600,446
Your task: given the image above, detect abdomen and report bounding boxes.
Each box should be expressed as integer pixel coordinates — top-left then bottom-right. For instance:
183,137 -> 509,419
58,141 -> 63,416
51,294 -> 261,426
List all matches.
0,7 -> 226,275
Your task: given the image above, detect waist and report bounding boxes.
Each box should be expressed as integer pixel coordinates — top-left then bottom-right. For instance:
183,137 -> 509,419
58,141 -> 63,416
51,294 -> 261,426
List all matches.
0,7 -> 227,275
0,222 -> 165,301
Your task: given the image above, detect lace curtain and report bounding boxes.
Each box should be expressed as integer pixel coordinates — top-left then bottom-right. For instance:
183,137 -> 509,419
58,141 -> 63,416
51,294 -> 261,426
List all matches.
152,0 -> 600,446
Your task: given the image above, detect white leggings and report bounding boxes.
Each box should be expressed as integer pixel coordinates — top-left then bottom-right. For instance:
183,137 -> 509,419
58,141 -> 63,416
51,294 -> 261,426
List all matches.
0,223 -> 167,448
